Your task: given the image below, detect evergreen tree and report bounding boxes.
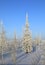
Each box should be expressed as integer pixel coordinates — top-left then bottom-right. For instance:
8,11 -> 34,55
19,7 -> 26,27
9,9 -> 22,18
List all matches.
0,21 -> 7,64
34,35 -> 41,45
11,31 -> 17,64
22,13 -> 32,53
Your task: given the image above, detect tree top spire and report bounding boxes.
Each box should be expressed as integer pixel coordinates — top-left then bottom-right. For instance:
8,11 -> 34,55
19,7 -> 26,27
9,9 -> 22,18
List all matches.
25,12 -> 29,27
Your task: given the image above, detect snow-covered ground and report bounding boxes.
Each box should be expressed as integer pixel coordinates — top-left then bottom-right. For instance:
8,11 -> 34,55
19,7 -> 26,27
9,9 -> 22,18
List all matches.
0,43 -> 45,65
16,43 -> 45,65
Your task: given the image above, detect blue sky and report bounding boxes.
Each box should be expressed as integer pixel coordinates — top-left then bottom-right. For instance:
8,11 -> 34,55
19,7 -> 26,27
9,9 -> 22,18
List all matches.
0,0 -> 45,38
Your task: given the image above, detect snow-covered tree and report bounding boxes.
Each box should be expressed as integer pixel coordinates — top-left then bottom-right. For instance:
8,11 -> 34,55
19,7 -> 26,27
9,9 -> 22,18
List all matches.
34,35 -> 41,46
22,13 -> 32,53
11,31 -> 17,64
13,31 -> 18,49
0,21 -> 8,64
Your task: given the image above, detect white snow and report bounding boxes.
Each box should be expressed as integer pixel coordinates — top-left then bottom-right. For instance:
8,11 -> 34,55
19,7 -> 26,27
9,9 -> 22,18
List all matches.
0,42 -> 45,65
